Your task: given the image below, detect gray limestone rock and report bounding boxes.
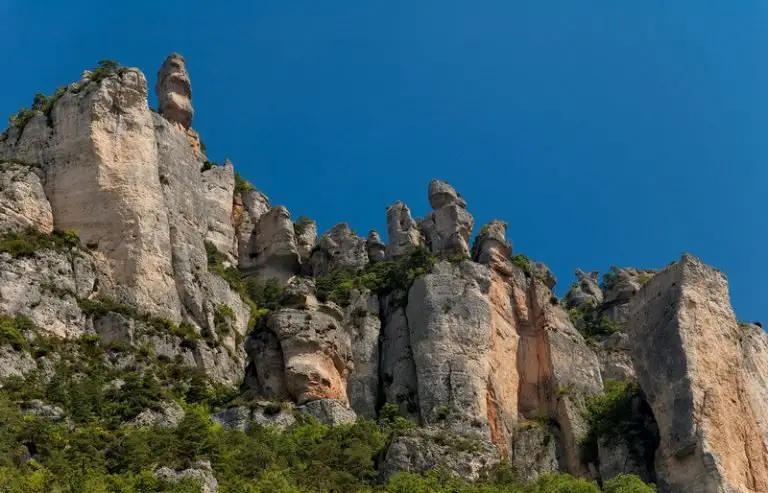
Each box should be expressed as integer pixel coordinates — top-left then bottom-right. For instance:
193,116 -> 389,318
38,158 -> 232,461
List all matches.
532,262 -> 557,290
366,230 -> 386,263
0,162 -> 53,234
385,202 -> 422,258
343,290 -> 381,418
472,220 -> 511,265
379,294 -> 420,420
248,206 -> 301,283
602,267 -> 656,306
212,403 -> 296,431
379,428 -> 499,481
156,461 -> 217,493
627,255 -> 768,492
428,179 -> 467,210
131,401 -> 185,429
565,270 -> 603,309
0,346 -> 36,380
294,217 -> 317,260
235,188 -> 271,267
297,398 -> 357,425
510,424 -> 559,482
244,330 -> 289,401
156,53 -> 194,129
201,160 -> 237,261
310,223 -> 367,277
420,204 -> 474,259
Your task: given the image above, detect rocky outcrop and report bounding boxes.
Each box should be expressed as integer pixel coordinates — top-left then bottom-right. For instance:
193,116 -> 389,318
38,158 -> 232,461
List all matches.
471,220 -> 511,265
212,403 -> 296,431
565,270 -> 603,309
385,201 -> 422,258
379,429 -> 499,481
601,267 -> 655,325
366,230 -> 386,263
248,206 -> 301,283
132,401 -> 185,428
156,461 -> 218,493
294,217 -> 317,260
379,294 -> 420,419
510,424 -> 559,481
234,188 -> 271,266
248,278 -> 354,405
420,180 -> 474,258
298,398 -> 357,425
0,162 -> 53,233
628,255 -> 768,493
201,160 -> 237,261
343,290 -> 381,418
156,53 -> 193,129
310,223 -> 367,277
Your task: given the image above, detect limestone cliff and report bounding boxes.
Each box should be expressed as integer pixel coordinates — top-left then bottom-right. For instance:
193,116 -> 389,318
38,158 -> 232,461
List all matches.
0,54 -> 765,493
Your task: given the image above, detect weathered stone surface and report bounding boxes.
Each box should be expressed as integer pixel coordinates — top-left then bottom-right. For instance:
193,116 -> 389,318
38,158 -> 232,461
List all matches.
565,270 -> 603,309
234,189 -> 270,267
0,162 -> 53,233
628,255 -> 768,493
379,429 -> 498,481
310,223 -> 367,277
421,204 -> 474,259
602,267 -> 655,306
594,332 -> 636,382
156,461 -> 217,493
0,249 -> 95,338
1,69 -> 182,319
510,424 -> 559,482
366,230 -> 386,263
248,206 -> 300,283
267,307 -> 353,405
385,201 -> 422,258
156,53 -> 194,129
20,399 -> 67,422
244,330 -> 289,401
532,262 -> 557,290
132,401 -> 185,428
212,403 -> 296,431
294,217 -> 317,260
0,347 -> 36,381
201,160 -> 236,261
428,179 -> 467,210
298,398 -> 357,425
598,437 -> 653,484
472,220 -> 511,265
343,290 -> 380,418
379,294 -> 420,419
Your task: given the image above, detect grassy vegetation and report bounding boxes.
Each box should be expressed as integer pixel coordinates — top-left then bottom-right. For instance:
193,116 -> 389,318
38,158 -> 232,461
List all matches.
315,246 -> 436,307
0,314 -> 34,350
0,229 -> 80,259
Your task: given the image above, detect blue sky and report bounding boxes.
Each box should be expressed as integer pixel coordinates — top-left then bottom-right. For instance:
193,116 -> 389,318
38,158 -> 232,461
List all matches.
2,1 -> 765,322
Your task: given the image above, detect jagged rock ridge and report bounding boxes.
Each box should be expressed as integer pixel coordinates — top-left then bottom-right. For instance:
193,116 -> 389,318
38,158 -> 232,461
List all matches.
0,54 -> 765,493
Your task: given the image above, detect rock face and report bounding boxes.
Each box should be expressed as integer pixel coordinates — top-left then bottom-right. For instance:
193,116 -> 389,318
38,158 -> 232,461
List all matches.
627,255 -> 768,493
565,269 -> 603,309
294,217 -> 317,260
420,180 -> 474,258
310,223 -> 367,277
366,230 -> 386,263
471,220 -> 511,265
234,188 -> 271,266
343,290 -> 381,418
0,162 -> 53,233
248,206 -> 301,282
298,398 -> 357,425
201,160 -> 237,260
386,201 -> 422,258
156,461 -> 218,493
156,53 -> 193,129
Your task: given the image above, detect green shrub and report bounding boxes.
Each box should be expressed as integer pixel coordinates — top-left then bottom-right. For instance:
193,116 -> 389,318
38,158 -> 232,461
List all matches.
214,304 -> 235,336
88,59 -> 127,83
568,307 -> 622,340
509,253 -> 532,276
0,314 -> 32,350
0,229 -> 80,258
582,380 -> 659,466
603,474 -> 657,493
234,172 -> 254,193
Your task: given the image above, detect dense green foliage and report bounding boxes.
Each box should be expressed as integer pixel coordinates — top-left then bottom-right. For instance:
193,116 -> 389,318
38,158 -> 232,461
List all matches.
0,314 -> 34,350
567,304 -> 622,340
0,229 -> 80,258
582,380 -> 659,468
315,246 -> 436,306
602,474 -> 656,493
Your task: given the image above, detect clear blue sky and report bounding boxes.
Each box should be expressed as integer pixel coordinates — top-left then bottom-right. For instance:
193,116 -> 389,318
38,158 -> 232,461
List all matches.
2,1 -> 765,323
